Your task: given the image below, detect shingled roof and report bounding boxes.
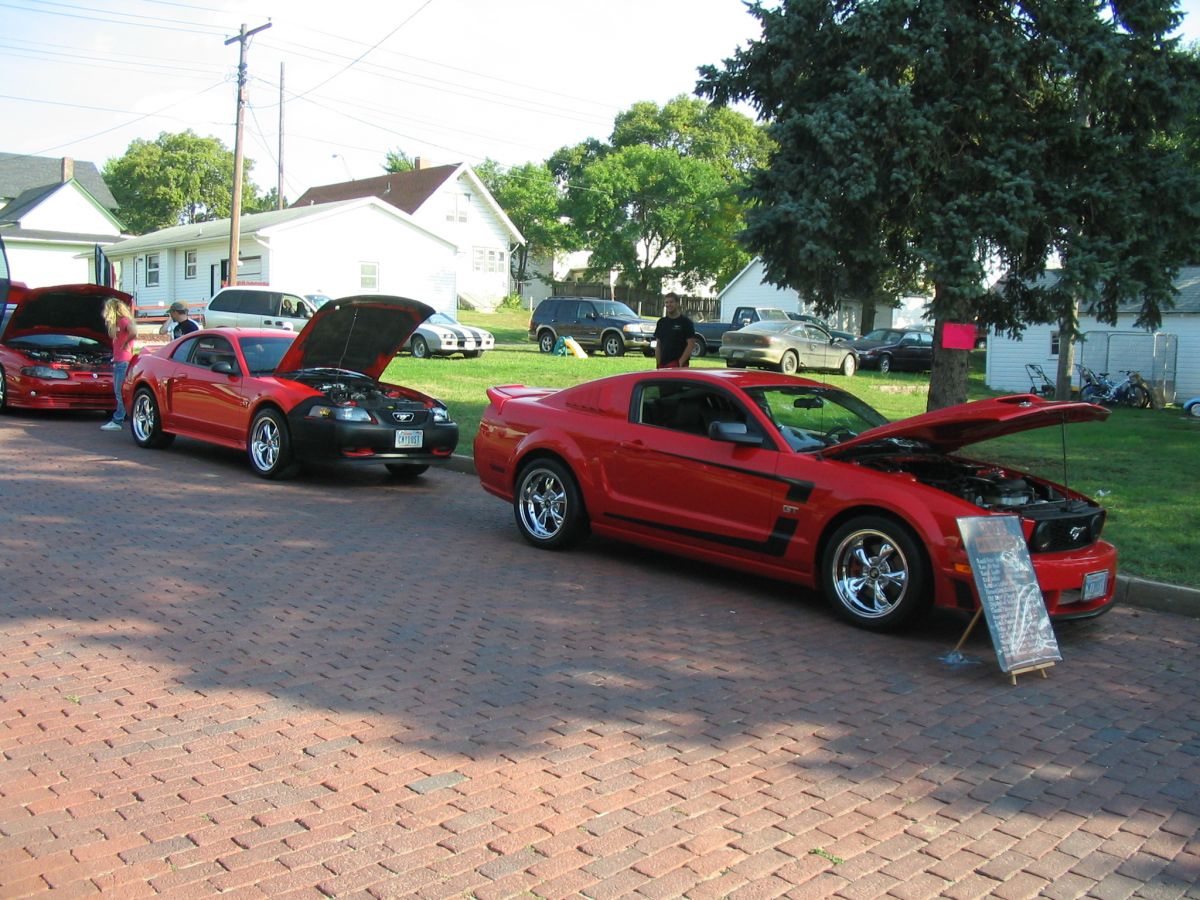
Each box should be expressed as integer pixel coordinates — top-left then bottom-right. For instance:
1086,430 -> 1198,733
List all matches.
290,164 -> 459,214
0,153 -> 118,212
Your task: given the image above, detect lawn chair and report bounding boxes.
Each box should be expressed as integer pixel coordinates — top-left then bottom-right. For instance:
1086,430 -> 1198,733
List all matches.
1025,363 -> 1055,397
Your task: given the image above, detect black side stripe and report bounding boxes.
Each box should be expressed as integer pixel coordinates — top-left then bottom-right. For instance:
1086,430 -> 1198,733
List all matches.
604,513 -> 799,558
633,447 -> 814,500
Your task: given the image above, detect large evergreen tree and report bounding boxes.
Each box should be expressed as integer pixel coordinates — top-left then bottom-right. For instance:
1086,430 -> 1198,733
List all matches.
699,0 -> 1200,408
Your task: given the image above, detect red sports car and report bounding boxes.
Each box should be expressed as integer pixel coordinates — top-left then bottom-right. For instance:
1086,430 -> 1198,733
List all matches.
474,369 -> 1118,631
0,282 -> 132,413
122,295 -> 458,479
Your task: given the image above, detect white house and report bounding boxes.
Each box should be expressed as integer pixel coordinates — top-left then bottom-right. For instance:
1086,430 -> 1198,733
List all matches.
985,267 -> 1200,403
0,154 -> 124,286
716,257 -> 878,334
101,198 -> 459,314
291,160 -> 523,312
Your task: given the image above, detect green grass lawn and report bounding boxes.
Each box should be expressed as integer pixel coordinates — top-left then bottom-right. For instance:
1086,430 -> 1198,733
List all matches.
383,308 -> 1199,589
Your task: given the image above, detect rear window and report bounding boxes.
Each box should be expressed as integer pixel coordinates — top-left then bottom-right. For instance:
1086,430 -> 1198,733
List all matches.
239,292 -> 275,316
209,290 -> 246,313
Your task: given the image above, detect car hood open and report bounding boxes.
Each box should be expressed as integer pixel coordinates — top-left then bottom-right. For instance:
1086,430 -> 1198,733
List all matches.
2,284 -> 131,345
822,394 -> 1111,456
275,295 -> 434,380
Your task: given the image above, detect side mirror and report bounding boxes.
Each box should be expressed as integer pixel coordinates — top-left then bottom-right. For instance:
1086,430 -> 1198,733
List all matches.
708,420 -> 762,446
212,360 -> 238,375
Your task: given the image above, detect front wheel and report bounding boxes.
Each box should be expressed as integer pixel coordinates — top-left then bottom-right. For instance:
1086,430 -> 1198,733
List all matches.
779,350 -> 799,375
878,354 -> 893,375
602,333 -> 625,357
538,330 -> 556,353
822,515 -> 931,631
691,336 -> 707,358
411,335 -> 430,359
248,408 -> 300,479
840,354 -> 857,377
514,459 -> 588,550
464,350 -> 482,359
130,388 -> 175,449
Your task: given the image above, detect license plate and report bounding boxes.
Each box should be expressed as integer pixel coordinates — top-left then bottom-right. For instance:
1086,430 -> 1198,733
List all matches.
394,430 -> 422,449
1082,570 -> 1109,601
731,350 -> 745,359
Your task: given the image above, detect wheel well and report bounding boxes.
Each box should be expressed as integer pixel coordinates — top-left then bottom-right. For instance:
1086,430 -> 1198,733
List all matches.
512,449 -> 589,521
538,327 -> 557,341
601,329 -> 624,344
815,506 -> 931,580
250,401 -> 289,425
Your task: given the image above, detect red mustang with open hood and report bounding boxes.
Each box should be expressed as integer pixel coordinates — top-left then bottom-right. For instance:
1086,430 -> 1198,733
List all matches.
122,295 -> 458,479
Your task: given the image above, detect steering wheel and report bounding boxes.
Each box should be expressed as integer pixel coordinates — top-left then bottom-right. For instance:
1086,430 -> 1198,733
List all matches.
826,426 -> 857,444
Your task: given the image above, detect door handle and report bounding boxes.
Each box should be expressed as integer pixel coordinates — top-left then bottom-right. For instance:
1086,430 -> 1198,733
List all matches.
617,440 -> 646,452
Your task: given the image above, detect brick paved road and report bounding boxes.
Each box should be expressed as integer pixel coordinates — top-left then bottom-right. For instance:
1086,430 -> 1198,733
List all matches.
1,410 -> 1198,899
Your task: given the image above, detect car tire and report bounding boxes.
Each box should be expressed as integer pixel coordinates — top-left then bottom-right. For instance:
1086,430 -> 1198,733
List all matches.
822,515 -> 931,631
465,350 -> 483,359
602,333 -> 625,357
779,350 -> 799,375
248,408 -> 301,479
411,336 -> 430,359
0,366 -> 8,412
538,330 -> 556,353
1186,401 -> 1200,418
385,463 -> 429,480
130,387 -> 175,449
691,335 -> 707,358
879,354 -> 893,375
840,354 -> 857,377
514,458 -> 588,550
725,359 -> 746,369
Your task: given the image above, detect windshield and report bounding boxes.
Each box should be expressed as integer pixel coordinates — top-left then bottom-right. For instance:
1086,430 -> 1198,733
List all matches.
745,385 -> 889,452
8,334 -> 103,349
427,312 -> 457,325
240,336 -> 295,375
862,329 -> 903,342
593,301 -> 638,318
305,294 -> 334,308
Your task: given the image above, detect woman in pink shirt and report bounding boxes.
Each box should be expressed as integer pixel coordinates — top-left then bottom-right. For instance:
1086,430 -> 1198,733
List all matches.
101,298 -> 137,431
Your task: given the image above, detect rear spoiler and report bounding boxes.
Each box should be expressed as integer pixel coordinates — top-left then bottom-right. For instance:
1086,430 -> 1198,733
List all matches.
485,384 -> 557,413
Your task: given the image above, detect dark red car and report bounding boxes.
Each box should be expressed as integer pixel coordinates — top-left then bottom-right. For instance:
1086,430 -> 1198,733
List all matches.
122,295 -> 458,479
475,369 -> 1117,631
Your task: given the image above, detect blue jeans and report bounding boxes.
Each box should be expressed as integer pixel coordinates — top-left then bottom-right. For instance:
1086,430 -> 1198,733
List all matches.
112,361 -> 129,422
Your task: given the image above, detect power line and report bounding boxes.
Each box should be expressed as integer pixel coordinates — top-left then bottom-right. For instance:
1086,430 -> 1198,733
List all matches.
0,0 -> 229,35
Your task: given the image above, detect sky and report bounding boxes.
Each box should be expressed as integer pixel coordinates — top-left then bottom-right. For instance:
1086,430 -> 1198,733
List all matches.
4,0 -> 1200,204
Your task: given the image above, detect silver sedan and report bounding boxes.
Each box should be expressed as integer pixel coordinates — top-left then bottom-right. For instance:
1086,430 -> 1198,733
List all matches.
720,320 -> 858,376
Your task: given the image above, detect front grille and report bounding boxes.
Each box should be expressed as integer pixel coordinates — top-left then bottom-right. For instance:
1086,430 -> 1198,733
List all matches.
1025,504 -> 1106,553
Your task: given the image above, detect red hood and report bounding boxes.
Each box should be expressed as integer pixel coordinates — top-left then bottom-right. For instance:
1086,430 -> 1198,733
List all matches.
823,394 -> 1111,456
274,295 -> 434,380
2,283 -> 133,346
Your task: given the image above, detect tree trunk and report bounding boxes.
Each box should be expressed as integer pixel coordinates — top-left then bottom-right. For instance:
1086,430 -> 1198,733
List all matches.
1054,299 -> 1080,401
925,282 -> 971,412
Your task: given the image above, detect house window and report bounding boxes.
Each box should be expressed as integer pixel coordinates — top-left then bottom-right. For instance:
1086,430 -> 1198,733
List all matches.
1050,331 -> 1060,356
360,262 -> 379,291
184,250 -> 197,280
146,254 -> 159,287
446,192 -> 470,223
473,247 -> 506,274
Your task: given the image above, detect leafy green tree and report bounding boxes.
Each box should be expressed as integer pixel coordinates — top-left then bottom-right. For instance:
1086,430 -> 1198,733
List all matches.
474,160 -> 576,291
103,130 -> 260,234
383,148 -> 415,173
551,97 -> 770,294
699,0 -> 1200,409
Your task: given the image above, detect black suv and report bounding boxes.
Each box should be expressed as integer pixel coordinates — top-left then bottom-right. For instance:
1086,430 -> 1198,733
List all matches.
528,297 -> 655,357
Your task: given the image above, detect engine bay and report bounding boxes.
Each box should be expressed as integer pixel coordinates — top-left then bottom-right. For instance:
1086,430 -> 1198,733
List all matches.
291,370 -> 424,409
859,453 -> 1071,511
15,344 -> 111,366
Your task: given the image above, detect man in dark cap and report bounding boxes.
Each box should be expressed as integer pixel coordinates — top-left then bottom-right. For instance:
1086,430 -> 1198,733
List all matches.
159,301 -> 200,340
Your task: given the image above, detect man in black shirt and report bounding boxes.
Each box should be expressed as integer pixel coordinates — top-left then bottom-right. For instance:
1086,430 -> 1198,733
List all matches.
653,292 -> 696,369
160,301 -> 201,340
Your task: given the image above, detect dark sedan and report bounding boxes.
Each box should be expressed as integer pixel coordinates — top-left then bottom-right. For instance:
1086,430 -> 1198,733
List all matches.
850,328 -> 933,373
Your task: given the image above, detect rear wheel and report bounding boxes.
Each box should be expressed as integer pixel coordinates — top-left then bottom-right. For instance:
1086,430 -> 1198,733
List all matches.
1187,402 -> 1200,418
691,335 -> 707,358
411,335 -> 430,359
878,354 -> 893,375
538,330 -> 556,353
130,388 -> 175,449
386,463 -> 429,481
602,333 -> 625,357
840,354 -> 857,377
822,515 -> 931,631
779,350 -> 799,375
514,458 -> 588,550
248,408 -> 300,479
0,366 -> 7,412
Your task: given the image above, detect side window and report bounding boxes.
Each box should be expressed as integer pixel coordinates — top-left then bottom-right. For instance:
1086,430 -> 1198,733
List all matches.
555,300 -> 578,321
578,302 -> 596,320
187,334 -> 239,372
634,383 -> 751,438
209,290 -> 243,313
920,333 -> 933,347
279,293 -> 308,318
170,336 -> 199,362
240,292 -> 274,316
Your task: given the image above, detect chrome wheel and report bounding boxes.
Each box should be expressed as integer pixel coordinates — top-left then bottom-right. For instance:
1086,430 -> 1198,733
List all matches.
879,354 -> 892,375
823,516 -> 930,630
514,459 -> 587,549
412,336 -> 429,359
250,415 -> 281,472
841,354 -> 857,377
131,391 -> 155,442
538,330 -> 556,353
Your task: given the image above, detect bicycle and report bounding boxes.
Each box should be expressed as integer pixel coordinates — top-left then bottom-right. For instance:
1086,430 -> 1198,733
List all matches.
1078,365 -> 1152,408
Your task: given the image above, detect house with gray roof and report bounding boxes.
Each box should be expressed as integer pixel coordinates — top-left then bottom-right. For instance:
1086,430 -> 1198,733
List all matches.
0,154 -> 124,287
292,159 -> 523,311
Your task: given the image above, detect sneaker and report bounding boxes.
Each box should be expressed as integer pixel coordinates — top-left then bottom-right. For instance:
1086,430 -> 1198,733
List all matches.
100,420 -> 123,431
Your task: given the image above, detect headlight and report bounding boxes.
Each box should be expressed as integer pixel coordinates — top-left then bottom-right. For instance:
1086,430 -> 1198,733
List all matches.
21,366 -> 70,380
1030,522 -> 1054,552
431,406 -> 451,423
307,405 -> 374,422
623,323 -> 645,334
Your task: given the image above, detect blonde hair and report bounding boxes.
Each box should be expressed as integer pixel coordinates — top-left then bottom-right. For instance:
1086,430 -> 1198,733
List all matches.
102,297 -> 135,340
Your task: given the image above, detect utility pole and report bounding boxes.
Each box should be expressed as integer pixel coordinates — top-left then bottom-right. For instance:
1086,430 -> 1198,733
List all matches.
277,62 -> 285,210
225,20 -> 271,286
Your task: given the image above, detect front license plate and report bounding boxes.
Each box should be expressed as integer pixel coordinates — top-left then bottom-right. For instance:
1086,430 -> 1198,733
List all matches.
1082,570 -> 1109,601
731,350 -> 745,359
394,430 -> 422,449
